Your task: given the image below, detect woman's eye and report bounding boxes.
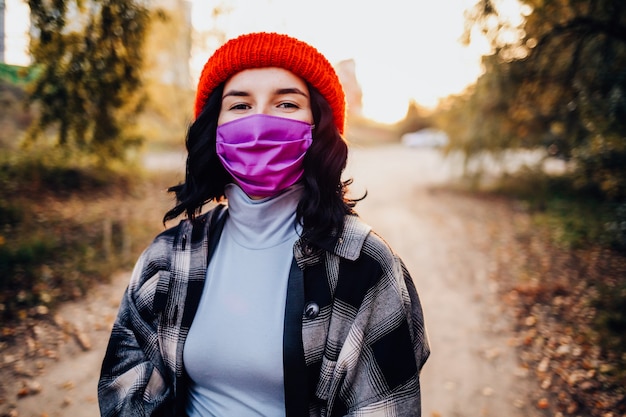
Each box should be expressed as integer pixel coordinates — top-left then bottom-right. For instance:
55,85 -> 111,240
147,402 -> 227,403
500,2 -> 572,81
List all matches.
278,102 -> 299,109
229,103 -> 250,111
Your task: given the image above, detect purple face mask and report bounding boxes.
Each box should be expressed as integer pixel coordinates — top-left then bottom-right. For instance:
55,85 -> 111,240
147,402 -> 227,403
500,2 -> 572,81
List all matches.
216,114 -> 313,197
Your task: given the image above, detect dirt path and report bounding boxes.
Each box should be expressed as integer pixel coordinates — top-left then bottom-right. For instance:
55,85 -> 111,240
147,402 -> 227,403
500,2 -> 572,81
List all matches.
345,144 -> 535,416
3,143 -> 537,416
2,272 -> 132,416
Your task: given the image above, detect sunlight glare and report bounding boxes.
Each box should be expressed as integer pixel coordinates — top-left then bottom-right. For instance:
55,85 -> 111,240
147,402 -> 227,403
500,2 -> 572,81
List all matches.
190,0 -> 497,123
3,0 -> 523,124
3,0 -> 31,66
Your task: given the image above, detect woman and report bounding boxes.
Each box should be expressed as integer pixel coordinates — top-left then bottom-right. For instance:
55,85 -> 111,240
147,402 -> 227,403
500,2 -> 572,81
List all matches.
98,32 -> 429,417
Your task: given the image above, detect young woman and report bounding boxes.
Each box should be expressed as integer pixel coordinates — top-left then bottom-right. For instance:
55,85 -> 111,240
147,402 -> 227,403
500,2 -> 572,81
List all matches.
98,32 -> 429,417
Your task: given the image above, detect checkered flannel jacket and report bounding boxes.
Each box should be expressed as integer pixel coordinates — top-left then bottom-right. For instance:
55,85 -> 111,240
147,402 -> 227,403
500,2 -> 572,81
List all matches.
98,204 -> 430,417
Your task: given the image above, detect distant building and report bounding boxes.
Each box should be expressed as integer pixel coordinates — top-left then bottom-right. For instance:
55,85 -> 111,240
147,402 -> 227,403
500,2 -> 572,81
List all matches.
336,59 -> 363,117
0,0 -> 5,63
148,0 -> 193,89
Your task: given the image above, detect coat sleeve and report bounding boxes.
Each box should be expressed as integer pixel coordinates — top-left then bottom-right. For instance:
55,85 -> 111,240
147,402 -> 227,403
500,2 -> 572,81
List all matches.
97,245 -> 175,417
353,256 -> 429,417
323,235 -> 430,417
399,256 -> 430,372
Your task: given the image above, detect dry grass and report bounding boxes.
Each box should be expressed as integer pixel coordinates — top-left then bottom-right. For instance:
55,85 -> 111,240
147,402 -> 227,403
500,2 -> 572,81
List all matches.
0,157 -> 177,323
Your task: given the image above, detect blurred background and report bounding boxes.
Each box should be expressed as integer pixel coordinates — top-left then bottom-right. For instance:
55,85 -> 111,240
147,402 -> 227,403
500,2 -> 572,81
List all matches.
1,0 -> 625,416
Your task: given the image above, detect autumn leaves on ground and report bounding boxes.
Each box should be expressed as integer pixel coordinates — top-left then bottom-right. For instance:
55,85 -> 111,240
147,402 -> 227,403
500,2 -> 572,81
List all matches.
487,202 -> 626,415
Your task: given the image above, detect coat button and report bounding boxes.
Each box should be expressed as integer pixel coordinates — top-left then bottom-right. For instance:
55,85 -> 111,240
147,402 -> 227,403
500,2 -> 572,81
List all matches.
303,244 -> 314,256
304,302 -> 320,319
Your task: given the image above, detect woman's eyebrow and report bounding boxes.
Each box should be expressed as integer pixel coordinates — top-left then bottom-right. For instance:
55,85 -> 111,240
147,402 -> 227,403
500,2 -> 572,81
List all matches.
275,87 -> 309,98
222,89 -> 250,100
222,87 -> 309,100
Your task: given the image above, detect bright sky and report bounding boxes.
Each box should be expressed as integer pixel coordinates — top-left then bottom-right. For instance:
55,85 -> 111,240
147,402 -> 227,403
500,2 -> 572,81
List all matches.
189,0 -> 495,123
4,0 -> 519,123
3,0 -> 30,65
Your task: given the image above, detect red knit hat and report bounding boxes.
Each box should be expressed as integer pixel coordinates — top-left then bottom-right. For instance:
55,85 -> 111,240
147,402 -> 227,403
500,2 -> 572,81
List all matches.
194,32 -> 346,134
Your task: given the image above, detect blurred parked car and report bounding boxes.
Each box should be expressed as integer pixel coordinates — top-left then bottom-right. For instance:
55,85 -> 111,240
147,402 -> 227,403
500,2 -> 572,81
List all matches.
401,128 -> 449,148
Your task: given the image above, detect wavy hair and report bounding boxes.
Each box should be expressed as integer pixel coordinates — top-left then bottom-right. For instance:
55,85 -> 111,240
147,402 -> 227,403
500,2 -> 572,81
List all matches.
163,83 -> 361,243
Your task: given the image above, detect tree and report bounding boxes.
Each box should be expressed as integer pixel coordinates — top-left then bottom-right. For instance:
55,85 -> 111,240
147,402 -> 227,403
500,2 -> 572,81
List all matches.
444,0 -> 626,200
26,0 -> 153,163
396,99 -> 432,135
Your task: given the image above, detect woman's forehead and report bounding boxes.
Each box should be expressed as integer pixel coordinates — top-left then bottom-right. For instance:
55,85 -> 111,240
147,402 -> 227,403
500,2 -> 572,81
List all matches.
223,67 -> 308,92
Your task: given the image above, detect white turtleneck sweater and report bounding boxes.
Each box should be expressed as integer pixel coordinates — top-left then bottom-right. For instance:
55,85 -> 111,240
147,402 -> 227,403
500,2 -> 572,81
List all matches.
184,183 -> 303,417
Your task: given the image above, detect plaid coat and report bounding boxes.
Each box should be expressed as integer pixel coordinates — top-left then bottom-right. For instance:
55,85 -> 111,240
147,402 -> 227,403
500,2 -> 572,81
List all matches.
98,204 -> 430,416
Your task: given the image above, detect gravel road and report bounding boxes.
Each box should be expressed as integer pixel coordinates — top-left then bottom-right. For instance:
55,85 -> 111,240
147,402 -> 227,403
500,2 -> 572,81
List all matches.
6,143 -> 537,417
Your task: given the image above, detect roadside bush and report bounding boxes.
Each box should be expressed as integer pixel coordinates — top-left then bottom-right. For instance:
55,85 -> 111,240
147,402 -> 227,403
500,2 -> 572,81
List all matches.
490,168 -> 626,250
0,80 -> 35,149
486,167 -> 626,392
0,149 -> 161,322
594,278 -> 626,361
0,147 -> 135,195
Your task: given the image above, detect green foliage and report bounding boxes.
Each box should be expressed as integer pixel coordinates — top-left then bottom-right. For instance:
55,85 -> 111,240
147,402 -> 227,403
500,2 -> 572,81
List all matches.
0,216 -> 120,320
440,0 -> 626,202
0,147 -> 132,195
489,168 -> 626,250
0,63 -> 40,86
594,279 -> 626,362
533,198 -> 619,249
25,0 -> 153,163
592,260 -> 626,388
0,232 -> 59,314
0,80 -> 35,149
0,200 -> 24,226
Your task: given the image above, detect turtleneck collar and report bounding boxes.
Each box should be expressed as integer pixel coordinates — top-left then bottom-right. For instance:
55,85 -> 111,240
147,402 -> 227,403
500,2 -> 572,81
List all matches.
223,183 -> 303,249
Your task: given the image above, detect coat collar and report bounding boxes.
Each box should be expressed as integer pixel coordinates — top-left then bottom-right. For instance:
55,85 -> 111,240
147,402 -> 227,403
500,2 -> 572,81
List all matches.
294,215 -> 371,267
179,208 -> 372,268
